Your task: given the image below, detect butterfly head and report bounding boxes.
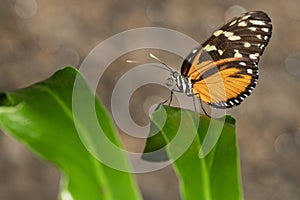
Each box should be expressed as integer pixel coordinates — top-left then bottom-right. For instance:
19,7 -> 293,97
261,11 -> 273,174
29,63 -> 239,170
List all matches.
172,71 -> 179,79
165,70 -> 179,86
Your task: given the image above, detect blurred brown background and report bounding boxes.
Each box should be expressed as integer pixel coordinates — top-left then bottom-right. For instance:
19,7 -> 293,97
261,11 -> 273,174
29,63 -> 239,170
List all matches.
1,0 -> 300,200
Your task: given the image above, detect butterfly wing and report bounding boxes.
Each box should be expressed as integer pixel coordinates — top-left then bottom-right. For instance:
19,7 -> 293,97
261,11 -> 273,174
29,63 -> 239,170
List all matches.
181,11 -> 272,108
192,57 -> 258,108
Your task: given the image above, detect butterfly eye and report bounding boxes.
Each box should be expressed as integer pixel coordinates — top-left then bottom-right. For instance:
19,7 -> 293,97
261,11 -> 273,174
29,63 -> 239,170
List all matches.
173,71 -> 179,78
166,77 -> 174,87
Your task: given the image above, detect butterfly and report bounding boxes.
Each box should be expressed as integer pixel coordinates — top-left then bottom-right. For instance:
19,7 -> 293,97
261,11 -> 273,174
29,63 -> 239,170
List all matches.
156,11 -> 272,115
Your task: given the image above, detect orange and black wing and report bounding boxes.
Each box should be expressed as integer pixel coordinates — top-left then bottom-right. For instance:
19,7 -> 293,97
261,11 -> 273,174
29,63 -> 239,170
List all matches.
181,11 -> 272,108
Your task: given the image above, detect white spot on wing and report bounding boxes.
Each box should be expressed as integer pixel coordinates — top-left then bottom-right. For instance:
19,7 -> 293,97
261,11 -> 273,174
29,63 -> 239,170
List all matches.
204,44 -> 217,52
241,15 -> 251,20
229,20 -> 237,26
249,20 -> 266,25
234,50 -> 243,58
254,43 -> 261,47
238,21 -> 247,27
213,30 -> 223,37
224,31 -> 234,37
244,42 -> 251,47
261,28 -> 269,32
192,48 -> 198,53
218,49 -> 224,55
248,27 -> 257,31
228,35 -> 241,41
249,53 -> 259,60
247,69 -> 253,74
239,62 -> 247,66
257,34 -> 262,39
264,35 -> 268,40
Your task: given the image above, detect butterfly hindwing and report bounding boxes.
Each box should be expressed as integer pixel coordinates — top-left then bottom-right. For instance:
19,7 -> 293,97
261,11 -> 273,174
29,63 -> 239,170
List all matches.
181,11 -> 272,108
192,58 -> 258,108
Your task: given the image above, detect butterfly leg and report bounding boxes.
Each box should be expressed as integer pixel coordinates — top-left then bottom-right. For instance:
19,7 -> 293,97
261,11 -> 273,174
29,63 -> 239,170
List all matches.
192,95 -> 198,112
191,93 -> 211,117
155,90 -> 174,110
161,89 -> 211,117
168,90 -> 174,106
199,97 -> 210,117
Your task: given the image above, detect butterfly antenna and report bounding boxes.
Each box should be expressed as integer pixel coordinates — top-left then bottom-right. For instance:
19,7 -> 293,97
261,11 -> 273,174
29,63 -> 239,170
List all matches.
149,53 -> 174,73
126,59 -> 141,64
199,98 -> 211,117
126,56 -> 172,72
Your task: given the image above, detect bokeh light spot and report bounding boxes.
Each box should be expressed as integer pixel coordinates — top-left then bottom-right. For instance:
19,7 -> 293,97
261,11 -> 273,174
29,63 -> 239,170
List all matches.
256,161 -> 279,185
285,53 -> 300,76
286,0 -> 300,20
225,5 -> 246,21
146,2 -> 166,22
274,133 -> 298,156
14,0 -> 38,19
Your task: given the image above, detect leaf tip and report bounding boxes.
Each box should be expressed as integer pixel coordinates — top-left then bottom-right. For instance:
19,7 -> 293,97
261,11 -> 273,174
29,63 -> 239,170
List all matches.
224,115 -> 236,126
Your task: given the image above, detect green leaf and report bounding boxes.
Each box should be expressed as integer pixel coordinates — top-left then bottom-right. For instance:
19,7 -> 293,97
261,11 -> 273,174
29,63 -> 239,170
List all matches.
0,67 -> 142,200
143,106 -> 242,200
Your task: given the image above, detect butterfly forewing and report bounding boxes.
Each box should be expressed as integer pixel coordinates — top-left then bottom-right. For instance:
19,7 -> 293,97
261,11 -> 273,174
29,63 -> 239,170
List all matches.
181,11 -> 272,108
202,11 -> 272,62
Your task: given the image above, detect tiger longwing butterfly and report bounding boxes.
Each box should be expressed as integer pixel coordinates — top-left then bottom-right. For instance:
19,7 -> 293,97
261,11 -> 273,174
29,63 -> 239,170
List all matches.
159,11 -> 272,115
